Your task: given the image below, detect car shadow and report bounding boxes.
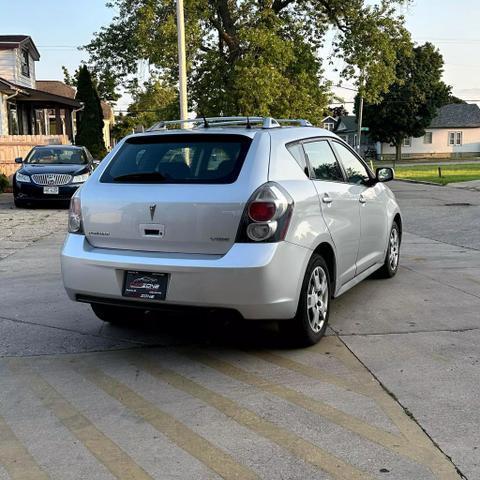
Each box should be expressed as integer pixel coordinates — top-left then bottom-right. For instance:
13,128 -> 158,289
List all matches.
103,310 -> 298,350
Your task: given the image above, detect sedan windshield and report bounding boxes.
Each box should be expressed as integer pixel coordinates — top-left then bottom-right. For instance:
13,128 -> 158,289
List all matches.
26,148 -> 87,165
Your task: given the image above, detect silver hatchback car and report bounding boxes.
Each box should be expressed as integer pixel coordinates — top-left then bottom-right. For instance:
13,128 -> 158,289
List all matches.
61,117 -> 401,345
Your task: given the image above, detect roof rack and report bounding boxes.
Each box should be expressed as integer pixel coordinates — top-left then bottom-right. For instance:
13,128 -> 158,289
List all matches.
147,116 -> 313,131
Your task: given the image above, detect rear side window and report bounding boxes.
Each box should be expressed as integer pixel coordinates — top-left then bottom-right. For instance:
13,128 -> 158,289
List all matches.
101,134 -> 252,184
287,143 -> 307,171
303,140 -> 344,182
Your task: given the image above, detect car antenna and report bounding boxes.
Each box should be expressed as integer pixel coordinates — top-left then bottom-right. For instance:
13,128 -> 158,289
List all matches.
201,114 -> 210,128
246,116 -> 251,129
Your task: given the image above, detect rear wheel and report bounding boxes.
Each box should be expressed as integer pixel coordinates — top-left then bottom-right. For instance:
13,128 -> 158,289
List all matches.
90,303 -> 142,325
376,221 -> 401,278
280,254 -> 331,346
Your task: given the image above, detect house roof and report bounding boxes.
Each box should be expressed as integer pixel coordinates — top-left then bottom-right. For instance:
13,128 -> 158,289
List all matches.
429,103 -> 480,128
36,80 -> 76,99
0,77 -> 80,108
334,115 -> 358,133
37,80 -> 114,120
0,35 -> 40,60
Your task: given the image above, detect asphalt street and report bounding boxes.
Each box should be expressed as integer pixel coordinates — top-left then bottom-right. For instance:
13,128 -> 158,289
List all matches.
0,181 -> 479,479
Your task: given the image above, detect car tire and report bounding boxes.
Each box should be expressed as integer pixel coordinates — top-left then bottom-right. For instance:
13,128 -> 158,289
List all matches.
376,221 -> 401,278
14,197 -> 27,208
90,303 -> 141,325
280,253 -> 331,347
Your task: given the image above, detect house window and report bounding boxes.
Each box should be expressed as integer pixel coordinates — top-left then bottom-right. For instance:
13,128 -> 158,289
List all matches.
424,132 -> 433,144
7,103 -> 19,135
403,137 -> 411,147
21,49 -> 30,77
448,131 -> 462,146
323,122 -> 335,131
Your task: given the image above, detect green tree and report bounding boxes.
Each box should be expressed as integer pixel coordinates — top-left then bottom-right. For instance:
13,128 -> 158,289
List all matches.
63,65 -> 120,104
84,0 -> 411,124
75,65 -> 107,158
360,42 -> 451,163
112,79 -> 179,141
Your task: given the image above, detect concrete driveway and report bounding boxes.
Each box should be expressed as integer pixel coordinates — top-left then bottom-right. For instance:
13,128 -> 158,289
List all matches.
0,182 -> 478,479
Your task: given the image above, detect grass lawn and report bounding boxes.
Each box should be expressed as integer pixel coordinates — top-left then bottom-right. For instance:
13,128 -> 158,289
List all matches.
391,163 -> 480,185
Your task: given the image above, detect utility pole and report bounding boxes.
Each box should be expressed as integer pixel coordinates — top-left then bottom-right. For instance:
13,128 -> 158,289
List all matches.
176,0 -> 188,127
357,94 -> 364,155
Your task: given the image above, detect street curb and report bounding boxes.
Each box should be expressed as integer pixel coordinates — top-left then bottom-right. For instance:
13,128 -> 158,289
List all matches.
395,179 -> 444,186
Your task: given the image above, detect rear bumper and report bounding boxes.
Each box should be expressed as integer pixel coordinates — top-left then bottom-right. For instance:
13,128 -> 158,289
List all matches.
61,234 -> 311,319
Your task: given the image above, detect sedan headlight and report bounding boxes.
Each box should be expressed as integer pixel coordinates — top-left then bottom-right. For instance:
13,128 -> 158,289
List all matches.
16,172 -> 31,183
72,173 -> 89,184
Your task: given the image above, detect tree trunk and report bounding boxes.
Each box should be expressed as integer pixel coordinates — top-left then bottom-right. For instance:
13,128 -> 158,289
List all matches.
395,143 -> 402,168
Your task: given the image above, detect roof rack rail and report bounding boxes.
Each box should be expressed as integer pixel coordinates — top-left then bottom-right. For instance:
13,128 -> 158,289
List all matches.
147,116 -> 313,131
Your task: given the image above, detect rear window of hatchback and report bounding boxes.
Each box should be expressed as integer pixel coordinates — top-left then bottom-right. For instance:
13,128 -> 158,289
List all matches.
101,134 -> 252,184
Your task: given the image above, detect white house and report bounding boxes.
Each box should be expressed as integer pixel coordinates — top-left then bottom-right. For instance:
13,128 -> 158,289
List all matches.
380,103 -> 480,159
0,35 -> 81,139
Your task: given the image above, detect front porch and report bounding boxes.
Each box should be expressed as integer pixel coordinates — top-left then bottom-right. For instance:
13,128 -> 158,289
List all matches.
3,85 -> 80,141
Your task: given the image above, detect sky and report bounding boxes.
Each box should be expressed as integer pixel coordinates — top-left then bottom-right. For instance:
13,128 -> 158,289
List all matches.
1,0 -> 480,112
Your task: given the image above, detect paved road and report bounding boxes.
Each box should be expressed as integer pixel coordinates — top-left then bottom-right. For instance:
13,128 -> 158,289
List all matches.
0,182 -> 478,479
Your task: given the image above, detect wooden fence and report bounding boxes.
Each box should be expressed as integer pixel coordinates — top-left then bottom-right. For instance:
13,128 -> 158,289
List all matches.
0,135 -> 70,180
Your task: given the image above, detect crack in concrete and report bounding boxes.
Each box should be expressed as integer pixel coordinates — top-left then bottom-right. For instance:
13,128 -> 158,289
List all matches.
334,329 -> 470,480
401,264 -> 480,300
335,326 -> 480,337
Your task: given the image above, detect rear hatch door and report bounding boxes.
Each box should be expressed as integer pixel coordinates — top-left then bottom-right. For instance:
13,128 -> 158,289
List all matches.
81,132 -> 261,255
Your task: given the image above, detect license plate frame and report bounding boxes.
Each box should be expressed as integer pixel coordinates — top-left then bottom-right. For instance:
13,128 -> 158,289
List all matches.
43,186 -> 59,194
122,270 -> 168,301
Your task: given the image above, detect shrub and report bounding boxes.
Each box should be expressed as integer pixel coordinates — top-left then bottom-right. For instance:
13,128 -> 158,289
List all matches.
0,173 -> 8,193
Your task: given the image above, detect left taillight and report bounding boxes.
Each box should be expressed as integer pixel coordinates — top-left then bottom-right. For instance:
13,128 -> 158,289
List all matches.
236,182 -> 293,243
68,196 -> 83,234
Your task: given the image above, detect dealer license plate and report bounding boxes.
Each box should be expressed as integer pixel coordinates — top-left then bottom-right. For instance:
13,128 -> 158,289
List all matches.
122,271 -> 168,300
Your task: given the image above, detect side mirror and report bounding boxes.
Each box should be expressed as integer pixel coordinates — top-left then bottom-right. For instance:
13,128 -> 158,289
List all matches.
15,157 -> 23,164
376,167 -> 394,183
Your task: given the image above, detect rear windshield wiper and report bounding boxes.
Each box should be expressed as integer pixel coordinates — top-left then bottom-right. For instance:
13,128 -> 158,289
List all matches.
113,172 -> 168,183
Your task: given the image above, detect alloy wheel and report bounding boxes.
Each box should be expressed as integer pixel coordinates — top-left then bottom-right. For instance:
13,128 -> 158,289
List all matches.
389,227 -> 400,271
306,266 -> 329,333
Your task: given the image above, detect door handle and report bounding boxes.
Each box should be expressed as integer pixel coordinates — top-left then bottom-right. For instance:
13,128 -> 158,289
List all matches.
322,194 -> 333,204
359,194 -> 366,204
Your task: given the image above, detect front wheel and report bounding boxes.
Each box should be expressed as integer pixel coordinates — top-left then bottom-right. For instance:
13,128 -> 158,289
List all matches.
376,221 -> 401,278
14,197 -> 27,208
280,254 -> 331,346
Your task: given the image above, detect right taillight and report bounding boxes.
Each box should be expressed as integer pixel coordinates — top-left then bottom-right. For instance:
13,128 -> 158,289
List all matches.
236,182 -> 293,243
68,196 -> 83,234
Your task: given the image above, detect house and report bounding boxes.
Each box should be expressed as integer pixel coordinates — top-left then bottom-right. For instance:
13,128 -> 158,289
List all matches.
0,35 -> 80,139
36,80 -> 115,150
0,35 -> 82,177
380,103 -> 480,159
0,35 -> 115,178
333,115 -> 376,156
321,115 -> 336,132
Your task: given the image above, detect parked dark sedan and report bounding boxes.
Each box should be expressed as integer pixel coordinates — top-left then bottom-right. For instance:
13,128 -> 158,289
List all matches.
13,145 -> 97,207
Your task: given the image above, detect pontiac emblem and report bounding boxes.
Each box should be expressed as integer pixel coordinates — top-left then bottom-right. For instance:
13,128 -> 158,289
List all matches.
149,204 -> 156,221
